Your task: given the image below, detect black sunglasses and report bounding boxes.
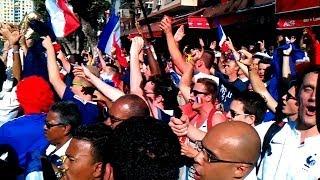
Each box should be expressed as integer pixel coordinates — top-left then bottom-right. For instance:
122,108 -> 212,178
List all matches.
45,121 -> 66,129
190,89 -> 209,96
229,109 -> 249,118
196,141 -> 254,166
285,92 -> 296,101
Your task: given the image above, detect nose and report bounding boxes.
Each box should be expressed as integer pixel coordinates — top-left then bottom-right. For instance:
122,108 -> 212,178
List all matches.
226,111 -> 232,120
104,118 -> 112,126
309,90 -> 316,101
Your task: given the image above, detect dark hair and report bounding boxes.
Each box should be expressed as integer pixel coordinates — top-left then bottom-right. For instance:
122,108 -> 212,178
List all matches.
234,91 -> 267,125
105,63 -> 119,73
72,123 -> 112,164
197,78 -> 218,100
111,116 -> 182,180
201,51 -> 214,69
147,75 -> 180,111
50,101 -> 81,134
258,57 -> 271,65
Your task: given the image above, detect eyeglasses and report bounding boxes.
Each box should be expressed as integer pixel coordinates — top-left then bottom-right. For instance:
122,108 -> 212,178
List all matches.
229,109 -> 250,118
285,92 -> 296,101
45,121 -> 66,129
190,89 -> 209,96
195,141 -> 254,166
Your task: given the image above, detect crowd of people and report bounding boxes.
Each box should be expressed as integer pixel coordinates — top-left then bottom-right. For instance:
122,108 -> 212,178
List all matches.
0,12 -> 319,180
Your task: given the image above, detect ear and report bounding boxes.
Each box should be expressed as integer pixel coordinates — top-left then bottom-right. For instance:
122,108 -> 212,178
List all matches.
246,115 -> 256,126
93,162 -> 104,178
103,163 -> 114,180
234,164 -> 252,179
155,95 -> 164,103
204,94 -> 213,102
63,125 -> 72,136
196,60 -> 204,68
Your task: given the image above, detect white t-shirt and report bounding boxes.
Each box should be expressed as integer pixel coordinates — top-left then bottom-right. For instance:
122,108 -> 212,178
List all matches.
257,121 -> 320,180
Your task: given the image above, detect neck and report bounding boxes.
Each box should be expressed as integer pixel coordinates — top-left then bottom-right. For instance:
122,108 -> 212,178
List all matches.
199,68 -> 211,74
55,136 -> 71,149
297,123 -> 320,143
228,73 -> 238,82
199,103 -> 214,119
71,86 -> 92,101
288,113 -> 298,121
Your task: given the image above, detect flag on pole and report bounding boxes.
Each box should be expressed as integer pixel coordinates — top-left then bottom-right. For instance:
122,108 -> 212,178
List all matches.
98,11 -> 128,68
45,0 -> 80,38
217,24 -> 229,53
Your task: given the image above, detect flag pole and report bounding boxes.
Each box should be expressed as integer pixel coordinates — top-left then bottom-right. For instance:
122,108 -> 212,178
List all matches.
137,0 -> 154,40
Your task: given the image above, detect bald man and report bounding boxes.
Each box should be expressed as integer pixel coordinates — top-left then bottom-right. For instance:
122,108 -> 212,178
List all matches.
194,121 -> 261,180
104,94 -> 150,129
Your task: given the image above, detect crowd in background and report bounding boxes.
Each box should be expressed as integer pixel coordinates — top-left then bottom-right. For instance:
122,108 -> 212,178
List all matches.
0,11 -> 320,180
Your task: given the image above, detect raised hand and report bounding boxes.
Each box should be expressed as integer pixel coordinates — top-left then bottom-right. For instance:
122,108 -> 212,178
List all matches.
41,36 -> 54,51
210,41 -> 217,50
283,44 -> 292,56
225,37 -> 235,51
72,64 -> 93,81
159,15 -> 173,34
258,40 -> 266,52
199,38 -> 205,47
129,36 -> 144,56
173,25 -> 185,42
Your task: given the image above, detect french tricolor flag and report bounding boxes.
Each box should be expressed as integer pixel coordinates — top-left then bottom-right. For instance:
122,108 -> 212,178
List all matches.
217,24 -> 229,53
98,11 -> 128,68
45,0 -> 80,38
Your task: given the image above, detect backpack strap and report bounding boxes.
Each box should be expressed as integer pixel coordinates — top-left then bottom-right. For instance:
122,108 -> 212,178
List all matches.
256,121 -> 286,174
206,108 -> 216,130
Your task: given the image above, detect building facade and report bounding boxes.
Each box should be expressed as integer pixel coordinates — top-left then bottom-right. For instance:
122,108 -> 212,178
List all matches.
0,0 -> 34,25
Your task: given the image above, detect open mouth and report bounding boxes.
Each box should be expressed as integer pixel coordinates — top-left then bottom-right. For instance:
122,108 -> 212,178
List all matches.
306,105 -> 316,115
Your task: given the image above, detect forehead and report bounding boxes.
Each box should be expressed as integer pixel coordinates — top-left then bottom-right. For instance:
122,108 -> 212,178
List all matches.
67,139 -> 93,158
193,82 -> 206,90
230,100 -> 245,112
46,111 -> 60,122
302,72 -> 318,86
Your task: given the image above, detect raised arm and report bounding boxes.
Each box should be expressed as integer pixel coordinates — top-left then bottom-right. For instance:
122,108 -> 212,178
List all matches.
43,36 -> 66,98
282,44 -> 292,79
10,32 -> 22,81
248,64 -> 277,113
145,44 -> 161,76
159,16 -> 187,73
129,37 -> 145,97
73,64 -> 125,102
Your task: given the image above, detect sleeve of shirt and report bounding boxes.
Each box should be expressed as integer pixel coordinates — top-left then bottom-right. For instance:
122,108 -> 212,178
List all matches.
62,87 -> 75,101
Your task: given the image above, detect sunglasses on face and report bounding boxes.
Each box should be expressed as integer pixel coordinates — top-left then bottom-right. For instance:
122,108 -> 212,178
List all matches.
285,92 -> 296,101
45,121 -> 66,129
195,141 -> 254,165
190,89 -> 209,96
229,109 -> 249,118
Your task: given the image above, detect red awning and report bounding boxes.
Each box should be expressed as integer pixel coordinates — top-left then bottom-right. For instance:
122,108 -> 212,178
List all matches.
276,0 -> 320,14
277,11 -> 320,29
127,22 -> 163,39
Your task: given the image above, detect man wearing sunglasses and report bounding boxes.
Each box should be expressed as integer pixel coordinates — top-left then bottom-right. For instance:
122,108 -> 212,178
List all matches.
227,91 -> 267,127
44,101 -> 80,162
194,121 -> 261,180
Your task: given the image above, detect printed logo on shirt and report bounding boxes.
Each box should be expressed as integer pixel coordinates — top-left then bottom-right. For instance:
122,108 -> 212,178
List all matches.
304,154 -> 317,169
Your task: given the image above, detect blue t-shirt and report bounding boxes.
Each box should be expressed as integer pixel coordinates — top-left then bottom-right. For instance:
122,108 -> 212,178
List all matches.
216,72 -> 248,112
0,113 -> 49,168
62,87 -> 99,125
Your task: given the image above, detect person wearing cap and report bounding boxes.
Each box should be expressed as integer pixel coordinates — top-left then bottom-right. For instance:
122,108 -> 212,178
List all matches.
43,36 -> 99,125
